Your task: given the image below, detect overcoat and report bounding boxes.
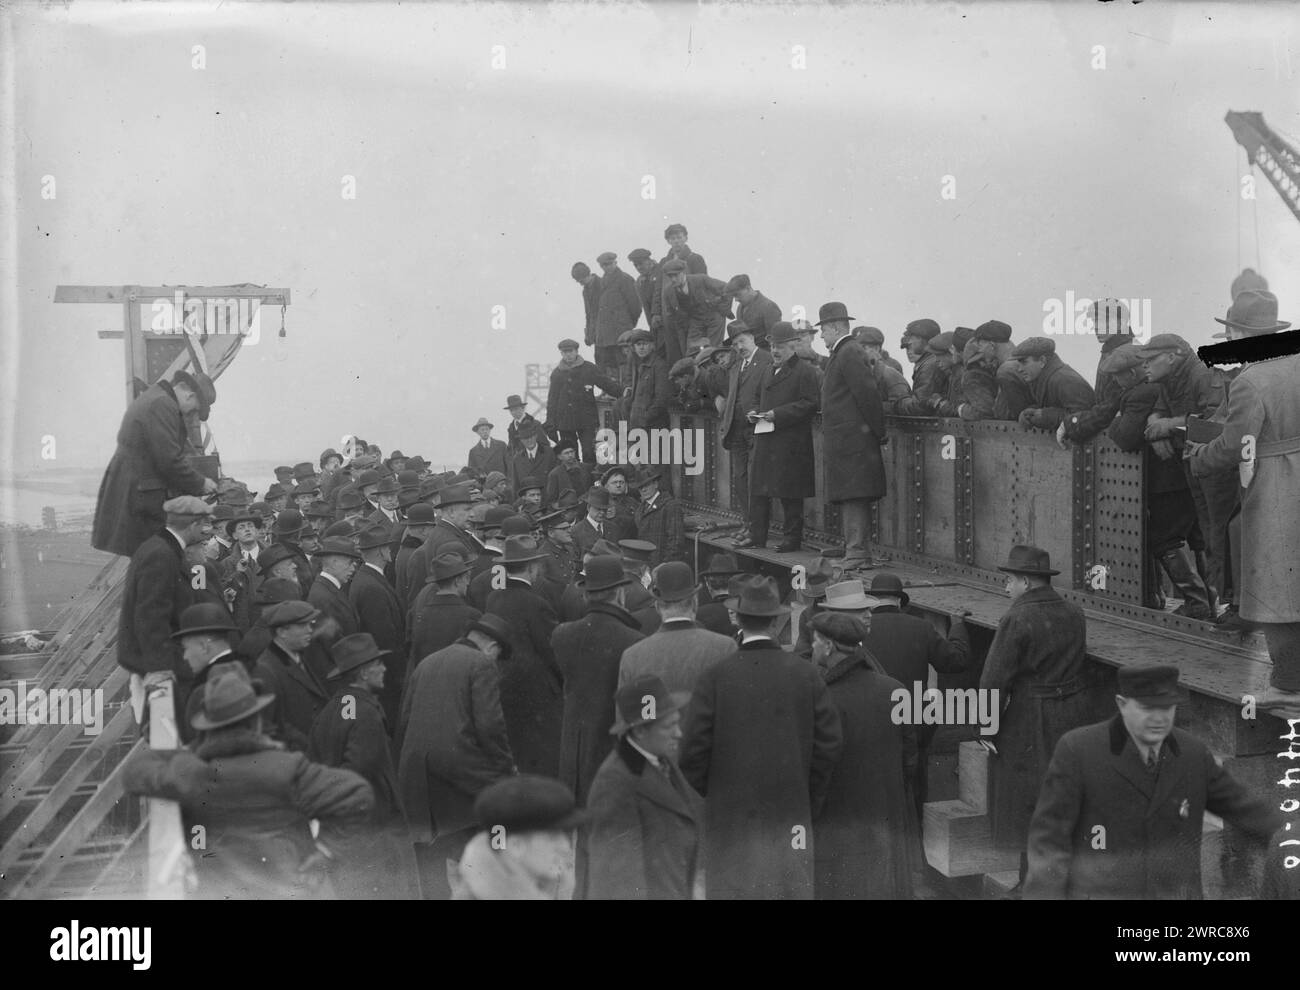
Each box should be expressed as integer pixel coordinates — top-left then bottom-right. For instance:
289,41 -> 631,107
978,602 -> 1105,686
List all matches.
629,353 -> 672,430
509,445 -> 558,496
820,336 -> 886,502
585,738 -> 705,900
979,585 -> 1094,849
406,589 -> 481,681
93,380 -> 208,557
632,491 -> 684,567
736,292 -> 782,344
467,439 -> 510,477
618,619 -> 736,697
507,412 -> 551,456
719,347 -> 773,443
308,574 -> 360,643
750,353 -> 820,499
1027,354 -> 1097,432
118,530 -> 193,675
254,640 -> 331,752
662,274 -> 731,353
678,638 -> 843,899
404,521 -> 484,608
1026,716 -> 1282,899
552,601 -> 644,804
595,268 -> 643,348
349,562 -> 408,725
486,579 -> 564,777
545,359 -> 622,433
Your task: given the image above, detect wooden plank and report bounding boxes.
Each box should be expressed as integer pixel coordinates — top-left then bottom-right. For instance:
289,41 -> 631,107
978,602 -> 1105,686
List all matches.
957,741 -> 990,814
57,285 -> 291,303
4,629 -> 125,750
145,678 -> 187,899
0,653 -> 49,679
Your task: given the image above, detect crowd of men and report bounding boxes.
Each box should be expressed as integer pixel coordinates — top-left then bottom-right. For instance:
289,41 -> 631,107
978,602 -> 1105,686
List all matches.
91,222 -> 1300,898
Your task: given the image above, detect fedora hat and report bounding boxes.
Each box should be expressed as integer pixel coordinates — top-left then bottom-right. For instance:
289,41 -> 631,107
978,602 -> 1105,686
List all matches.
726,575 -> 790,617
1117,664 -> 1188,706
609,674 -> 686,736
820,580 -> 880,611
256,543 -> 298,576
503,394 -> 526,410
191,664 -> 274,731
428,552 -> 471,583
500,535 -> 548,564
170,603 -> 238,639
356,525 -> 394,551
630,467 -> 662,488
270,509 -> 305,538
724,320 -> 755,343
264,482 -> 287,500
384,449 -> 408,466
174,369 -> 217,422
303,500 -> 335,521
439,483 -> 475,507
405,455 -> 429,473
253,576 -> 303,605
583,486 -> 611,510
500,514 -> 534,537
471,417 -> 495,433
815,301 -> 855,326
466,614 -> 513,661
373,476 -> 400,496
321,520 -> 356,541
650,561 -> 698,602
326,633 -> 390,679
292,462 -> 316,481
997,544 -> 1059,576
473,775 -> 587,834
580,555 -> 631,592
316,536 -> 363,560
700,552 -> 741,577
867,573 -> 910,608
223,512 -> 262,536
1212,289 -> 1290,337
768,321 -> 799,346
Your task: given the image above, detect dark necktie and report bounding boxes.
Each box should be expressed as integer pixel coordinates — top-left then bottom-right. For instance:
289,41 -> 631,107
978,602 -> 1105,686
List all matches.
1146,749 -> 1158,772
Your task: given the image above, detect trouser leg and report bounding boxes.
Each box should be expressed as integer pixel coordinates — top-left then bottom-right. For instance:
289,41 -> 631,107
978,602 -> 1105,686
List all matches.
839,499 -> 872,563
576,427 -> 597,465
729,432 -> 752,522
778,498 -> 804,549
1264,623 -> 1300,692
1158,545 -> 1214,620
749,495 -> 771,546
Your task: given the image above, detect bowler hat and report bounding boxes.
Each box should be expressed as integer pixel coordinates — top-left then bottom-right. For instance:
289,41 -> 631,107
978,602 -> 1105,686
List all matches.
396,470 -> 420,490
580,555 -> 631,592
293,462 -> 316,481
405,503 -> 437,526
1213,289 -> 1290,336
997,544 -> 1059,576
1012,337 -> 1056,359
256,543 -> 297,576
816,302 -> 855,326
609,674 -> 686,736
726,575 -> 789,617
650,561 -> 697,602
503,394 -> 526,410
262,600 -> 321,629
163,495 -> 213,518
974,320 -> 1013,343
326,633 -> 390,680
474,775 -> 587,834
701,552 -> 741,577
373,476 -> 400,496
356,469 -> 382,489
484,505 -> 515,529
271,509 -> 305,538
517,476 -> 544,495
316,536 -> 363,560
1117,664 -> 1188,706
821,581 -> 880,611
471,417 -> 495,433
337,491 -> 366,511
170,603 -> 238,639
500,535 -> 548,564
500,515 -> 534,537
190,664 -> 274,731
904,319 -> 941,340
809,611 -> 870,648
724,274 -> 752,294
867,573 -> 910,608
223,511 -> 262,537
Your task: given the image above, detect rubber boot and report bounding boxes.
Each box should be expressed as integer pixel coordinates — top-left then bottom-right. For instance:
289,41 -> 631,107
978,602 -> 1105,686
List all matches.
1146,554 -> 1167,611
1160,547 -> 1214,620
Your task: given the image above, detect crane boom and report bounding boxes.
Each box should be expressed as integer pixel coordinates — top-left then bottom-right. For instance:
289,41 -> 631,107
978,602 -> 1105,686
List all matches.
1226,110 -> 1300,223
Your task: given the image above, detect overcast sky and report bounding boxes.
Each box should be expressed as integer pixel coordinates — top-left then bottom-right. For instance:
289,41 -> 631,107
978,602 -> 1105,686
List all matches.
3,0 -> 1299,475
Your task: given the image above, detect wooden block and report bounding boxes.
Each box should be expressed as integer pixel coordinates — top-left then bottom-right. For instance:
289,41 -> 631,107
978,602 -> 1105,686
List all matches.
982,870 -> 1022,898
958,741 -> 990,814
923,799 -> 1020,877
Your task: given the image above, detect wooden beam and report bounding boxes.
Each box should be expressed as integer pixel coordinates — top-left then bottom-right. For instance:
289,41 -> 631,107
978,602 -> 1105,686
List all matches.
57,285 -> 291,304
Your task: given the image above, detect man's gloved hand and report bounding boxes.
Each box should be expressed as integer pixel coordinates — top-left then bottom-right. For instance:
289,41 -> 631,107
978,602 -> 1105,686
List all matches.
1055,422 -> 1070,449
1151,438 -> 1176,461
1018,407 -> 1043,430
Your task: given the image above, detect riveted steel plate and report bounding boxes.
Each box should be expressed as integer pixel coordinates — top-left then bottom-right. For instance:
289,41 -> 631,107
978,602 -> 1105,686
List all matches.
1088,436 -> 1145,606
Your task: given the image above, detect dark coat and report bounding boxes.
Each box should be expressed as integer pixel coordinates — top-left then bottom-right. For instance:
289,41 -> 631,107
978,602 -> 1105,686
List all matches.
117,530 -> 193,675
618,619 -> 737,698
595,268 -> 643,347
633,491 -> 684,568
750,353 -> 820,499
308,574 -> 360,645
979,585 -> 1093,848
1026,716 -> 1283,899
662,274 -> 731,353
394,534 -> 423,606
544,358 -> 622,433
254,640 -> 331,752
1026,354 -> 1098,432
509,444 -> 558,496
815,653 -> 918,899
349,563 -> 408,725
467,438 -> 510,477
908,351 -> 942,402
636,265 -> 664,334
546,461 -> 592,508
659,246 -> 708,275
407,588 -> 481,679
821,336 -> 886,502
679,638 -> 844,899
581,275 -> 601,345
873,357 -> 913,415
695,598 -> 734,638
736,292 -> 782,343
586,738 -> 705,900
268,540 -> 314,599
552,602 -> 645,804
486,579 -> 564,777
507,412 -> 550,456
629,353 -> 673,430
124,728 -> 373,900
864,606 -> 970,748
720,347 -> 773,443
397,639 -> 515,843
957,353 -> 1002,421
93,380 -> 208,558
404,521 -> 483,608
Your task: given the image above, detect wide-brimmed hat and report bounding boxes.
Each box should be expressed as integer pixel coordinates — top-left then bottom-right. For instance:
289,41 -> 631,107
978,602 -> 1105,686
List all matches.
650,561 -> 697,602
701,552 -> 742,577
997,544 -> 1059,576
815,302 -> 855,326
867,573 -> 910,608
326,632 -> 390,679
1212,289 -> 1290,337
503,394 -> 526,410
356,525 -> 394,551
316,536 -> 363,560
726,575 -> 790,617
768,321 -> 799,346
500,535 -> 548,564
580,555 -> 631,592
1117,664 -> 1188,706
473,775 -> 587,833
609,674 -> 686,736
191,664 -> 274,731
820,580 -> 879,611
173,369 -> 217,422
428,552 -> 472,584
170,603 -> 238,639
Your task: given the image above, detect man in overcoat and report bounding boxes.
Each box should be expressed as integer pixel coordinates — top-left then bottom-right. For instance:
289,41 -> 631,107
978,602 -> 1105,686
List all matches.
407,552 -> 482,683
308,537 -> 362,648
1012,337 -> 1097,433
349,525 -> 408,728
543,339 -> 622,464
93,369 -> 218,557
627,329 -> 672,431
254,600 -> 332,752
467,417 -> 510,477
631,469 -> 684,568
746,322 -> 820,552
720,321 -> 772,535
594,252 -> 644,378
817,302 -> 886,570
403,483 -> 481,608
510,422 -> 558,497
679,576 -> 843,899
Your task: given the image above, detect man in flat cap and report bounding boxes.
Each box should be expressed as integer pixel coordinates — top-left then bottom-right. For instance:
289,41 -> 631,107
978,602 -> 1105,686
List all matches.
543,339 -> 622,465
94,369 -> 219,558
957,320 -> 1017,421
899,318 -> 944,406
468,417 -> 510,477
930,327 -> 976,417
628,329 -> 672,431
586,674 -> 705,900
628,248 -> 665,355
1088,298 -> 1135,402
1026,664 -> 1282,899
896,331 -> 958,416
719,321 -> 773,534
854,325 -> 904,374
669,355 -> 714,413
660,222 -> 708,274
571,261 -> 601,350
544,438 -> 591,509
727,274 -> 782,346
253,599 -> 331,751
1010,336 -> 1096,433
595,251 -> 644,380
661,258 -> 733,361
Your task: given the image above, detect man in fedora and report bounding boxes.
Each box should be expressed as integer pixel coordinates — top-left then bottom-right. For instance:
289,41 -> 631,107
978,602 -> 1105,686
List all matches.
395,502 -> 438,606
619,561 -> 737,697
719,320 -> 772,532
124,663 -> 375,900
171,602 -> 242,746
790,556 -> 837,656
1026,664 -> 1282,899
818,579 -> 880,619
510,422 -> 558,497
1190,289 -> 1300,713
404,482 -> 483,609
586,674 -> 705,900
118,495 -> 215,727
451,775 -> 585,900
308,537 -> 363,649
679,575 -> 843,899
818,301 -> 887,571
309,632 -> 418,899
503,394 -> 550,458
696,551 -> 744,637
553,555 -> 644,821
268,508 -> 315,598
349,526 -> 408,727
399,614 -> 516,896
485,535 -> 564,777
631,468 -> 684,568
544,339 -> 623,463
365,476 -> 403,530
980,545 -> 1093,890
661,257 -> 732,357
216,508 -> 265,626
408,552 -> 482,681
93,369 -> 218,558
745,321 -> 821,553
570,486 -> 614,568
254,600 -> 331,751
468,417 -> 510,477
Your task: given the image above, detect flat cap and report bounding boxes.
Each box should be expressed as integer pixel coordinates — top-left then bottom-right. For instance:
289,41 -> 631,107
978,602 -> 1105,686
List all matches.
596,251 -> 617,265
809,611 -> 870,647
557,338 -> 581,351
974,320 -> 1013,343
262,600 -> 321,628
853,326 -> 885,346
616,330 -> 636,346
628,329 -> 654,344
724,274 -> 751,294
928,331 -> 956,354
904,319 -> 941,340
1098,343 -> 1145,377
164,495 -> 214,517
1133,333 -> 1190,358
669,357 -> 696,378
661,258 -> 687,275
627,248 -> 653,263
570,262 -> 590,278
474,775 -> 587,835
1011,336 -> 1056,359
952,326 -> 976,352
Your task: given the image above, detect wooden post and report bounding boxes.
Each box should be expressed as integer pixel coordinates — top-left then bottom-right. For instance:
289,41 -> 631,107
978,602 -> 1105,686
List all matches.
144,677 -> 189,899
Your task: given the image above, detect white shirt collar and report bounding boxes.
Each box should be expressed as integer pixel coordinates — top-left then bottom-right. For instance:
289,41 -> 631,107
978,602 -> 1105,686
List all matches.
366,562 -> 386,577
321,571 -> 342,590
741,633 -> 775,645
626,736 -> 662,769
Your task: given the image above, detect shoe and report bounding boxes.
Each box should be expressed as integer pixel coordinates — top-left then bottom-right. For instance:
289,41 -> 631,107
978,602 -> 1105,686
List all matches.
1159,547 -> 1214,621
1215,607 -> 1248,633
775,540 -> 802,554
732,536 -> 764,550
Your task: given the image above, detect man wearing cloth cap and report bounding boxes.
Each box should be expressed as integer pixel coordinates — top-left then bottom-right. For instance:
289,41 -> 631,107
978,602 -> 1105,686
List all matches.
669,354 -> 717,414
542,339 -> 622,465
451,775 -> 585,900
957,320 -> 1016,421
896,330 -> 958,416
123,663 -> 375,900
595,251 -> 644,380
1190,290 -> 1300,711
586,674 -> 705,900
628,248 -> 665,354
855,326 -> 913,415
727,274 -> 782,347
468,417 -> 510,478
118,495 -> 217,727
253,600 -> 332,752
661,257 -> 734,360
1010,336 -> 1097,433
660,222 -> 707,275
719,320 -> 774,532
1088,298 -> 1135,403
744,321 -> 821,552
349,526 -> 409,728
854,325 -> 904,374
899,318 -> 944,405
628,329 -> 673,431
93,369 -> 219,558
679,575 -> 843,899
1026,664 -> 1282,899
817,302 -> 887,570
979,545 -> 1093,891
571,260 -> 601,351
930,327 -> 977,417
